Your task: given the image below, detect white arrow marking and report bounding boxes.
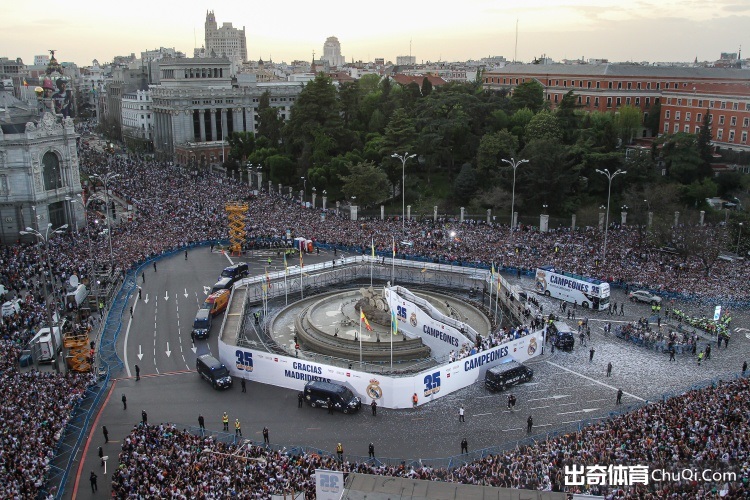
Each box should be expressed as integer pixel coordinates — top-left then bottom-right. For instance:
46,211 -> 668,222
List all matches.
165,342 -> 171,357
203,286 -> 211,296
184,288 -> 189,298
144,294 -> 149,304
557,408 -> 600,416
137,345 -> 143,360
191,342 -> 197,353
164,291 -> 169,301
527,394 -> 570,403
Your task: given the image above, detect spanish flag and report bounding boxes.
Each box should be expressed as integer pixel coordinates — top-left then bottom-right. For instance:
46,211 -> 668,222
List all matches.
23,79 -> 28,87
360,311 -> 373,331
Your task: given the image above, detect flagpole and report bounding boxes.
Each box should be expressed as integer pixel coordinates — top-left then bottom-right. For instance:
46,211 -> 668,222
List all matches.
284,269 -> 288,306
391,236 -> 395,285
300,250 -> 304,299
390,310 -> 394,370
370,238 -> 374,287
359,313 -> 363,367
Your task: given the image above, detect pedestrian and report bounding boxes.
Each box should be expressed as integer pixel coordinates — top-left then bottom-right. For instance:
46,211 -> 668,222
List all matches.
138,288 -> 142,300
669,348 -> 676,362
235,419 -> 242,437
141,409 -> 147,425
135,364 -> 140,381
368,442 -> 375,458
459,405 -> 465,422
724,336 -> 729,348
589,347 -> 595,362
210,243 -> 214,252
98,445 -> 104,466
460,437 -> 468,454
222,412 -> 229,431
198,414 -> 205,431
606,362 -> 612,377
412,392 -> 418,408
336,442 -> 343,461
507,394 -> 513,410
527,415 -> 533,433
263,426 -> 269,444
141,272 -> 145,283
743,361 -> 747,376
130,305 -> 133,316
185,250 -> 188,260
90,471 -> 98,493
241,378 -> 246,393
122,393 -> 127,410
616,388 -> 623,405
705,344 -> 711,360
620,303 -> 624,315
371,400 -> 377,416
698,350 -> 705,365
298,391 -> 304,407
327,397 -> 334,414
102,425 -> 109,443
153,261 -> 157,272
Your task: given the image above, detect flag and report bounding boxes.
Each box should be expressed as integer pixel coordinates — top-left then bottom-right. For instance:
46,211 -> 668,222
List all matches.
392,238 -> 396,258
421,267 -> 427,273
283,252 -> 288,274
300,251 -> 304,268
265,269 -> 271,289
491,263 -> 496,280
391,309 -> 398,336
23,79 -> 28,87
360,311 -> 373,331
371,238 -> 375,258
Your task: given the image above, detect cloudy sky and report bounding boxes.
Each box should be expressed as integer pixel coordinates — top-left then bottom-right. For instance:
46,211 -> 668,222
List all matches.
3,0 -> 749,66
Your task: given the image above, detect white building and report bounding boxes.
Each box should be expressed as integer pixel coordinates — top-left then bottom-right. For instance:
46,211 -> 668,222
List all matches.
121,90 -> 153,150
34,55 -> 50,66
202,10 -> 247,75
322,37 -> 346,68
396,56 -> 416,66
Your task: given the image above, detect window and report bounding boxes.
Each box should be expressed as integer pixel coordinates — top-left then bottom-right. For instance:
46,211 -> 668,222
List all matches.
587,81 -> 591,89
719,115 -> 725,125
635,97 -> 640,106
675,111 -> 680,120
730,116 -> 737,126
665,110 -> 670,119
717,129 -> 723,140
685,112 -> 691,121
594,97 -> 600,107
626,97 -> 631,105
607,97 -> 612,108
742,131 -> 748,143
563,80 -> 567,87
608,82 -> 613,89
684,125 -> 690,133
733,102 -> 738,110
709,114 -> 713,124
596,81 -> 600,89
695,126 -> 701,134
721,101 -> 726,109
674,123 -> 679,133
554,94 -> 559,103
627,82 -> 632,89
729,130 -> 735,141
647,82 -> 651,89
577,96 -> 582,104
697,113 -> 702,122
698,100 -> 703,107
664,123 -> 669,133
645,97 -> 651,108
744,117 -> 749,127
586,96 -> 590,105
42,152 -> 63,191
616,97 -> 621,106
677,99 -> 682,105
617,82 -> 622,89
637,82 -> 641,89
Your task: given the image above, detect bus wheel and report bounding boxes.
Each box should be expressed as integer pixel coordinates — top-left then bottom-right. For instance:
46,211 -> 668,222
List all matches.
310,402 -> 317,408
582,302 -> 589,308
544,291 -> 550,296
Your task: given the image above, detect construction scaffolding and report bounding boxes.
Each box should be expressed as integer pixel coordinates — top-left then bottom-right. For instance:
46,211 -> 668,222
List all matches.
225,202 -> 248,256
64,327 -> 92,372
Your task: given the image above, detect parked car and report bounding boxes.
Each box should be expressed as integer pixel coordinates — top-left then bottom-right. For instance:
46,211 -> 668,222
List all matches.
628,290 -> 662,305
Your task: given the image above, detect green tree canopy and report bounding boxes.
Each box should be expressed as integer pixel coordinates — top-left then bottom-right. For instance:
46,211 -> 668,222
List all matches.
453,163 -> 478,203
525,110 -> 562,142
477,130 -> 519,178
511,80 -> 545,113
615,105 -> 642,146
339,161 -> 390,205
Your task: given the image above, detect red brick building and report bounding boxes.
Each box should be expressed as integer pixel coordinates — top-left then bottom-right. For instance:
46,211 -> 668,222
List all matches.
660,83 -> 750,151
483,64 -> 750,138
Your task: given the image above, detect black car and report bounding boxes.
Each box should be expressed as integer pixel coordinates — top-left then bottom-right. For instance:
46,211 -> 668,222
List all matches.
548,321 -> 575,351
485,361 -> 534,392
304,380 -> 361,414
220,262 -> 249,281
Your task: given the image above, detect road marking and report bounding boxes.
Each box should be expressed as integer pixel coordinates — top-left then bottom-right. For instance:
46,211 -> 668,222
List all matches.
501,427 -> 523,432
306,428 -> 321,431
472,412 -> 493,417
475,395 -> 495,399
545,361 -> 646,402
557,408 -> 601,416
527,395 -> 569,403
529,401 -> 577,411
123,296 -> 138,377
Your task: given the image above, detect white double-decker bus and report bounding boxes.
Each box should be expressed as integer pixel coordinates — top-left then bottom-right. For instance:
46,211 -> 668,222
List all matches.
535,265 -> 610,311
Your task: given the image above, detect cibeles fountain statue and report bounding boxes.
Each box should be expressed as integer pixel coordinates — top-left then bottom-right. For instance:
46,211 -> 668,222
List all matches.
355,285 -> 391,326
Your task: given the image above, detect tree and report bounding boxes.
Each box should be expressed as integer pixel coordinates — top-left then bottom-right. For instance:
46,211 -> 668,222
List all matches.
453,163 -> 478,203
380,109 -> 418,196
510,107 -> 534,143
256,91 -> 283,145
556,91 -> 582,144
715,171 -> 742,198
511,81 -> 544,113
339,161 -> 390,205
227,131 -> 255,163
696,109 -> 714,179
644,100 -> 660,136
681,178 -> 718,207
517,138 -> 578,213
525,110 -> 562,142
476,130 -> 519,178
655,133 -> 704,184
615,105 -> 642,145
421,77 -> 433,97
267,154 -> 296,185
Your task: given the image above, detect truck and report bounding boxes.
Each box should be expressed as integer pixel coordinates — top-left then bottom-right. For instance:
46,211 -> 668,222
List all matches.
30,324 -> 63,363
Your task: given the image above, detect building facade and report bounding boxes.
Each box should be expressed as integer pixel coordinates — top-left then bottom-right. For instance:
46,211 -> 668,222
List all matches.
0,89 -> 83,242
483,65 -> 750,135
660,83 -> 750,151
203,10 -> 247,74
322,37 -> 345,68
149,58 -> 302,166
121,90 -> 153,150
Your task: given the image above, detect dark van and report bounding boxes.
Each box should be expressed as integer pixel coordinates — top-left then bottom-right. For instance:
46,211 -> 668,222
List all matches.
211,277 -> 234,294
221,262 -> 249,281
304,380 -> 362,414
549,321 -> 575,351
196,354 -> 232,389
192,309 -> 213,340
485,361 -> 534,392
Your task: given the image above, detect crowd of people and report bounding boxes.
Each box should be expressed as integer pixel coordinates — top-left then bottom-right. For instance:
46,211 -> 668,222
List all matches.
110,377 -> 750,498
0,127 -> 749,497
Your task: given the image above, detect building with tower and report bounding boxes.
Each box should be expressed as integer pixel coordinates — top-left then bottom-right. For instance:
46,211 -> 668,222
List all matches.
202,11 -> 247,75
322,37 -> 345,69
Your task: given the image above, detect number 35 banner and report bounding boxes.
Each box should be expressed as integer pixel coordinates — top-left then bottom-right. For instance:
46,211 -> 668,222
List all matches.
316,469 -> 344,500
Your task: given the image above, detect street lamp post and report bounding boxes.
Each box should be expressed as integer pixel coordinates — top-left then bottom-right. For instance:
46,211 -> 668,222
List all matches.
738,223 -> 744,256
90,172 -> 121,273
300,177 -> 306,206
391,152 -> 416,233
20,222 -> 69,372
595,168 -> 627,264
72,194 -> 100,307
501,157 -> 529,238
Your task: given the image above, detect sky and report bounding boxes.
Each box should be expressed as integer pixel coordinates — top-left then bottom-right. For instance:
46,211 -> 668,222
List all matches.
3,0 -> 749,66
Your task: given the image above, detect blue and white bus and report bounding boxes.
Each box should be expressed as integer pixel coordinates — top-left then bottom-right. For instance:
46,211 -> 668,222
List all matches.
535,265 -> 610,311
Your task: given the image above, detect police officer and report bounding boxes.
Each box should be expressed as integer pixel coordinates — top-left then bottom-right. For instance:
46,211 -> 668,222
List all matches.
460,437 -> 468,454
122,393 -> 127,410
336,442 -> 344,461
371,400 -> 377,416
141,410 -> 147,425
235,419 -> 242,437
222,412 -> 229,431
298,391 -> 304,407
527,415 -> 533,433
198,414 -> 205,431
368,442 -> 375,458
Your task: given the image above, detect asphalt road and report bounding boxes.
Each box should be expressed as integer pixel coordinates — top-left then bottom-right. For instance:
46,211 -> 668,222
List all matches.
70,251 -> 750,499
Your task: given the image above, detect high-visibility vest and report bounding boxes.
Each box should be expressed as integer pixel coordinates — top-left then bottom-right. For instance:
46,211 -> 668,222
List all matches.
336,444 -> 343,453
222,414 -> 229,424
235,420 -> 240,430
412,394 -> 418,404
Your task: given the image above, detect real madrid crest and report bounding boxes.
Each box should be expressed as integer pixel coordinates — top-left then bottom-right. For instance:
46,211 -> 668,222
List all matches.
409,312 -> 418,327
527,337 -> 538,355
366,379 -> 383,400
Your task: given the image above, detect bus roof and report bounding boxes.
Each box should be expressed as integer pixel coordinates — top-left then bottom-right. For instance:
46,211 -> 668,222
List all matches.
538,265 -> 607,286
